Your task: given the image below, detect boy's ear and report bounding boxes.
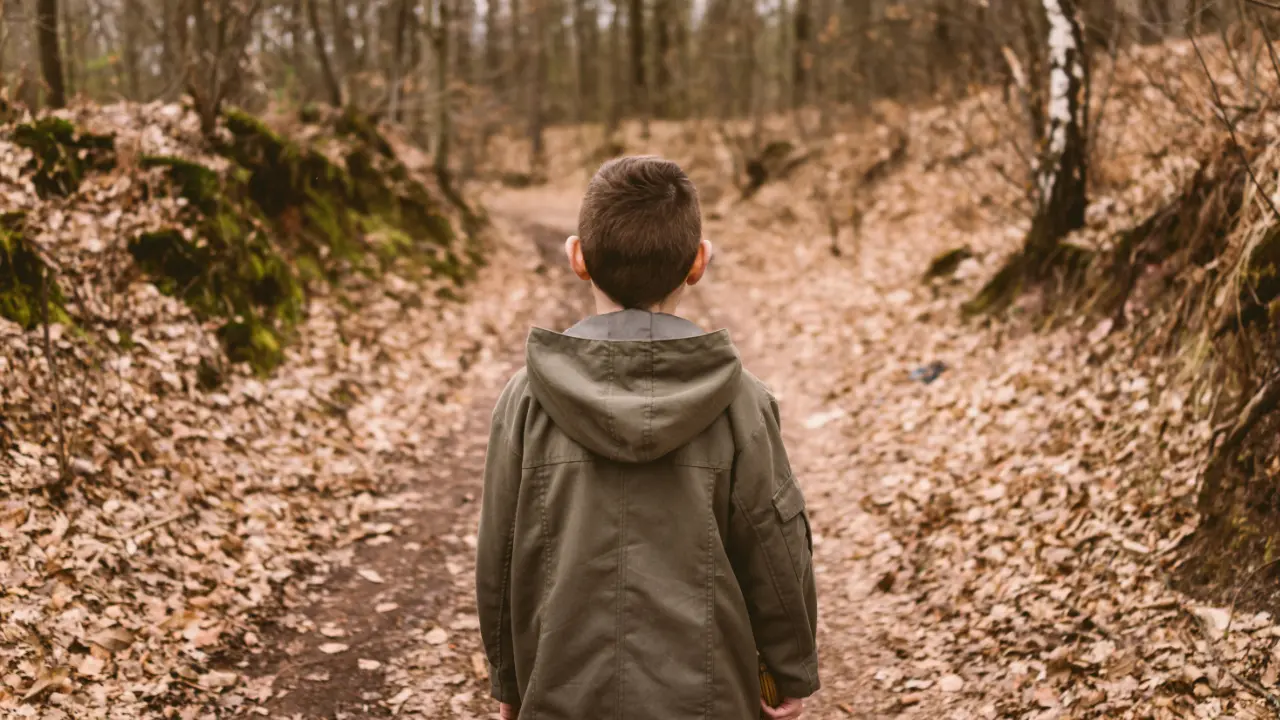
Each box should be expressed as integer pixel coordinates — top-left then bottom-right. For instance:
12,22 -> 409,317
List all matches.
685,239 -> 713,286
564,236 -> 591,281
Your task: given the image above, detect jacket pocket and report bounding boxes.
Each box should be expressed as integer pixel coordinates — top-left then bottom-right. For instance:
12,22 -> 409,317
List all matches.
771,476 -> 812,580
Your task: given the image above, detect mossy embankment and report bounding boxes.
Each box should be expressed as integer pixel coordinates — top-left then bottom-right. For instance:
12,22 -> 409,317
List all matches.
2,107 -> 481,374
0,212 -> 69,330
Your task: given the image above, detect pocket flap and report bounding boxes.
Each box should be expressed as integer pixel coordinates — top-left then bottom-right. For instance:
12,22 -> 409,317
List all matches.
771,477 -> 806,523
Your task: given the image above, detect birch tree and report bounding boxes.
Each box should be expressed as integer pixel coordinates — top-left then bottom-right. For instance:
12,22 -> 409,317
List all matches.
966,0 -> 1089,315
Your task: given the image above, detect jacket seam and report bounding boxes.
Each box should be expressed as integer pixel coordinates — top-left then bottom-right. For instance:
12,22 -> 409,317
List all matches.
702,469 -> 715,720
644,339 -> 655,459
531,466 -> 552,720
494,510 -> 517,701
614,464 -> 629,720
729,485 -> 817,692
606,343 -> 621,459
732,406 -> 772,465
522,457 -> 591,469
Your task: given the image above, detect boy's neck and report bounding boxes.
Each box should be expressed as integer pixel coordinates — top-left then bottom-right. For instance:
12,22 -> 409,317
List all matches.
591,285 -> 684,318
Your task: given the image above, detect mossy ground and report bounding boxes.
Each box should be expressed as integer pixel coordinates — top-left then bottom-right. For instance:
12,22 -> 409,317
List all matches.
130,108 -> 474,374
12,117 -> 116,198
0,212 -> 69,329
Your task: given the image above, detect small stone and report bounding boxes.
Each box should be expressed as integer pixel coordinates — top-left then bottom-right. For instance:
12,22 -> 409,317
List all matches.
939,674 -> 964,693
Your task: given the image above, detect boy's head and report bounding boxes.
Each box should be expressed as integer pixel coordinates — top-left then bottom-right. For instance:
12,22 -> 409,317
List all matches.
567,156 -> 711,311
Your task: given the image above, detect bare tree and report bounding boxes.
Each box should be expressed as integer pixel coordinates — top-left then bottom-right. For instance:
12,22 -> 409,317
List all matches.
528,0 -> 546,169
966,0 -> 1089,314
431,0 -> 452,178
793,0 -> 810,107
187,0 -> 265,137
35,0 -> 64,107
307,0 -> 343,106
629,0 -> 647,135
386,0 -> 413,119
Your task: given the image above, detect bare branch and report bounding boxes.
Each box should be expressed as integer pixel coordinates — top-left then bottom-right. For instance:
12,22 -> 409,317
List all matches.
1189,31 -> 1280,222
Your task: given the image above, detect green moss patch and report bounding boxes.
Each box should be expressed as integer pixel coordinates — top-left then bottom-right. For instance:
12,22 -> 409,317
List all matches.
13,117 -> 116,198
131,108 -> 476,374
0,213 -> 69,329
133,158 -> 304,374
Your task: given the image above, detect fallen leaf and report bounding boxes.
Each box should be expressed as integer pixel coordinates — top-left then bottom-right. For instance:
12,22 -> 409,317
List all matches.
939,674 -> 964,693
199,670 -> 238,690
358,658 -> 382,671
319,643 -> 349,654
425,627 -> 448,645
1192,606 -> 1232,639
358,569 -> 385,584
78,655 -> 106,677
88,627 -> 135,653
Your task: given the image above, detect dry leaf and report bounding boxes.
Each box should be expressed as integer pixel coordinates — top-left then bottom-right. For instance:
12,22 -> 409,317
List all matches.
319,643 -> 349,655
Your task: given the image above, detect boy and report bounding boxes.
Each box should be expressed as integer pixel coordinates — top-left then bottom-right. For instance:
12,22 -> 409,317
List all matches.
476,156 -> 819,719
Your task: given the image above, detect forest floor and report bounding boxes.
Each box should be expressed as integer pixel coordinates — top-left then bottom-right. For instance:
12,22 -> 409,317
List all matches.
226,167 -> 1277,718
8,85 -> 1280,720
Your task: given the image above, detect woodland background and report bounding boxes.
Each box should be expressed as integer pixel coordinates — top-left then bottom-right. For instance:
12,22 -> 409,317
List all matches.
5,0 -> 1280,718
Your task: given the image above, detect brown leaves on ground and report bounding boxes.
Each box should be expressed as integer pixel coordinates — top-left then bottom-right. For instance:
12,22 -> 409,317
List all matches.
7,37 -> 1280,720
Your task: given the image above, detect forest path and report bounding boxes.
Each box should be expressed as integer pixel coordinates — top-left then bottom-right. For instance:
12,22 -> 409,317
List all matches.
236,185 -> 939,719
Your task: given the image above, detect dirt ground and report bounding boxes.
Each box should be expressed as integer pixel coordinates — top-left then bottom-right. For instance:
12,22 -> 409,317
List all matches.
226,175 -> 1277,720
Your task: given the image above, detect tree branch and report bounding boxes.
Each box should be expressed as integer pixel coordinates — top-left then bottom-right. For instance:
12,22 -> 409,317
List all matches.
1189,32 -> 1280,223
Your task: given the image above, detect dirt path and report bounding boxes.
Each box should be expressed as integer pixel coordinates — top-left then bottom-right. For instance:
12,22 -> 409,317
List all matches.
235,185 -> 929,719
234,191 -> 591,719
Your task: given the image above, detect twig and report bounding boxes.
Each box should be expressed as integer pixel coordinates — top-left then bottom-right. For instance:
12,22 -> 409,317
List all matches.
1189,32 -> 1280,223
38,267 -> 71,489
1246,0 -> 1280,12
1200,373 -> 1280,513
115,510 -> 194,542
1254,10 -> 1280,101
1229,669 -> 1280,711
1225,557 -> 1280,637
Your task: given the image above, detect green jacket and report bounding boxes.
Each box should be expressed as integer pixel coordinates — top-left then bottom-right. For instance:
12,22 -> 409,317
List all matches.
476,310 -> 819,719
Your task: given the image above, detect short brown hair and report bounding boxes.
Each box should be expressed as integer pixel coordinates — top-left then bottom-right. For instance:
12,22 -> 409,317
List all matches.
577,156 -> 702,309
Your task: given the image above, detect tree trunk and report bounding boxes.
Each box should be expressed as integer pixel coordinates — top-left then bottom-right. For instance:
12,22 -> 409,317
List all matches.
485,0 -> 502,93
528,0 -> 546,169
35,0 -> 64,108
330,0 -> 356,97
510,0 -> 523,118
456,0 -> 473,87
1026,0 -> 1088,269
628,0 -> 648,136
793,0 -> 811,107
432,0 -> 452,178
605,0 -> 622,136
308,0 -> 343,106
574,0 -> 598,121
122,0 -> 142,99
653,0 -> 670,118
387,0 -> 413,120
965,0 -> 1089,314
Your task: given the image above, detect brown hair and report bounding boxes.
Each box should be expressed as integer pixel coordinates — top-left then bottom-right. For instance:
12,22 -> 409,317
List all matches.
577,156 -> 702,309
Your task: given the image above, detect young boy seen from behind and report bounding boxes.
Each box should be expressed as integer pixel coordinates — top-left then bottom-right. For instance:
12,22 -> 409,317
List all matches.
476,156 -> 820,719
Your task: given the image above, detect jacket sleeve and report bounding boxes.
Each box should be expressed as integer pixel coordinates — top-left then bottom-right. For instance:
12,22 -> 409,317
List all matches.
475,377 -> 526,704
728,398 -> 820,699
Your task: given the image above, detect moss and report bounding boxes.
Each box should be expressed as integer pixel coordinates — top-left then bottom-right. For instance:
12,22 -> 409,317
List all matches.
923,246 -> 975,281
141,156 -> 221,213
132,107 -> 474,374
13,117 -> 116,198
334,107 -> 394,158
0,212 -> 69,329
1244,226 -> 1280,306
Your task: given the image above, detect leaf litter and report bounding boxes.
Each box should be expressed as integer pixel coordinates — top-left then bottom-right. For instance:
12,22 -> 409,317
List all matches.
6,40 -> 1280,720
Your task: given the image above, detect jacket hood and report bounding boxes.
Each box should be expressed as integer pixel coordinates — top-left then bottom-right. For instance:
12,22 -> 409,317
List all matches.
525,310 -> 742,463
